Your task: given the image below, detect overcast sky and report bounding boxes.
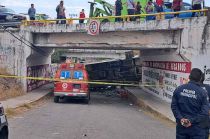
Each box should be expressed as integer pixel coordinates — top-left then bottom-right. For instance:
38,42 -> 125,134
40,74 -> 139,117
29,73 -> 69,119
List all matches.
0,0 -> 209,18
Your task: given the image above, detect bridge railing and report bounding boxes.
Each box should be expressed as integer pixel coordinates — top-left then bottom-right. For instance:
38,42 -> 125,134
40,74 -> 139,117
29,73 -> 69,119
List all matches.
22,9 -> 209,26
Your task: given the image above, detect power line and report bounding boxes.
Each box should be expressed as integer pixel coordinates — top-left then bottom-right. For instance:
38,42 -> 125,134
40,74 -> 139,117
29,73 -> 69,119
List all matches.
0,25 -> 47,56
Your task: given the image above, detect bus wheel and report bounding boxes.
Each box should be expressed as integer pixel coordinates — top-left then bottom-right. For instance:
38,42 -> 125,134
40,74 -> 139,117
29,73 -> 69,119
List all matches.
54,96 -> 59,103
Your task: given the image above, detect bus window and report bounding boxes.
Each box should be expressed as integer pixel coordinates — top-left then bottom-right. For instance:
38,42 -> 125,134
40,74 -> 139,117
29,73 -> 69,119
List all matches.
60,70 -> 71,79
73,71 -> 83,80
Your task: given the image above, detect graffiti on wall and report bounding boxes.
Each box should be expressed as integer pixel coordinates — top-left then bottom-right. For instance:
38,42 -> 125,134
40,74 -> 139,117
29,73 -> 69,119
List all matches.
27,64 -> 59,92
142,61 -> 191,102
0,36 -> 15,68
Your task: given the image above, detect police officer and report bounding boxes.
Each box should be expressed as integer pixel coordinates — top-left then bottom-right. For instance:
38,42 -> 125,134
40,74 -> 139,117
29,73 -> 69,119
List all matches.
171,68 -> 209,139
200,73 -> 210,139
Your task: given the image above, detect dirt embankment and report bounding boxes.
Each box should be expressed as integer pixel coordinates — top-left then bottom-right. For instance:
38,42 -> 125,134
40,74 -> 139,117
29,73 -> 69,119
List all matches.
0,68 -> 25,101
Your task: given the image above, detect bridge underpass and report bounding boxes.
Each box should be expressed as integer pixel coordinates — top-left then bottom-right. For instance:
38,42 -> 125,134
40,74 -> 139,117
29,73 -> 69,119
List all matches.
0,15 -> 210,104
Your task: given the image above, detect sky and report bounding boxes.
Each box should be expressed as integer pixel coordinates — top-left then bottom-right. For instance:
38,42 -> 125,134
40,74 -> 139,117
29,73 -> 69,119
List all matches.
0,0 -> 209,18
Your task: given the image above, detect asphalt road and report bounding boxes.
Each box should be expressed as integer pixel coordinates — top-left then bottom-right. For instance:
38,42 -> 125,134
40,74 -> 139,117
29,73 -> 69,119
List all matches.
9,92 -> 175,139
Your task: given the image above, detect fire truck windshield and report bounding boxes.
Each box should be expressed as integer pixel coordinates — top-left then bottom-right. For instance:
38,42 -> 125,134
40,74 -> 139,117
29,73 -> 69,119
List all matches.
73,71 -> 84,80
60,70 -> 71,79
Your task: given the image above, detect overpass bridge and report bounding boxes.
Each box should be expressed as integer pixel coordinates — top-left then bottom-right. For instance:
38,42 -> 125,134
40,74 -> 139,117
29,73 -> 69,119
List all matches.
0,11 -> 210,103
61,49 -> 128,59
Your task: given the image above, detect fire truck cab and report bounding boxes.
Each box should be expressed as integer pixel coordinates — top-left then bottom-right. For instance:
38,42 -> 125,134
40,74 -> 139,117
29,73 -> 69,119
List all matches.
53,63 -> 90,103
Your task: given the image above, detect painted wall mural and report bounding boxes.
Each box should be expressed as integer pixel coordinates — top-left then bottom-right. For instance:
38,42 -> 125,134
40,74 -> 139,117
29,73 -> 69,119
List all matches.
142,61 -> 191,102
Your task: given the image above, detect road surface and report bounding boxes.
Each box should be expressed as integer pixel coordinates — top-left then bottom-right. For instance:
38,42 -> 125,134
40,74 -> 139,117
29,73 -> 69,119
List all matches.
9,92 -> 175,139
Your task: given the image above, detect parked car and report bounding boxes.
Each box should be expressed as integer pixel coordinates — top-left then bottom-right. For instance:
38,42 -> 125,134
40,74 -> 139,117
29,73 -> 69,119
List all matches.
146,2 -> 194,20
163,2 -> 193,19
0,103 -> 8,139
0,5 -> 26,28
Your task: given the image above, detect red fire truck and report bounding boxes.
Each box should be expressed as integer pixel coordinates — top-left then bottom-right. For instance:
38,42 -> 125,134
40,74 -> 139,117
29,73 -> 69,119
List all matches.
53,63 -> 90,103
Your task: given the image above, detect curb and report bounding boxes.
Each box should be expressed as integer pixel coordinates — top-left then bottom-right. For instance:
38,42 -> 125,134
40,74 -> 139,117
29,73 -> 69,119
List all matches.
6,91 -> 53,110
126,90 -> 175,123
17,91 -> 53,109
5,91 -> 53,118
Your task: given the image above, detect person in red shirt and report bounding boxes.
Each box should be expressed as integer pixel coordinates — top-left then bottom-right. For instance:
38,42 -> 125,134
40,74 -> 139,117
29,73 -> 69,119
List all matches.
172,0 -> 182,17
156,0 -> 163,12
79,9 -> 85,24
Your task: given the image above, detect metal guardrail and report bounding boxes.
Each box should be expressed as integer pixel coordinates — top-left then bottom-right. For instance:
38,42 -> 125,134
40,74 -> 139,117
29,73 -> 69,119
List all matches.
22,9 -> 208,26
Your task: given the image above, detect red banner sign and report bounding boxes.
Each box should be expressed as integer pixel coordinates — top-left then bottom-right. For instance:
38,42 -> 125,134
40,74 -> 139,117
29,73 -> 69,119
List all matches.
143,61 -> 191,73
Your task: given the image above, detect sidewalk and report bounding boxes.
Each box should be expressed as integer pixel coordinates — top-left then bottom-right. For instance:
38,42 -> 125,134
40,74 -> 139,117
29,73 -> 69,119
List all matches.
1,84 -> 53,109
126,87 -> 175,122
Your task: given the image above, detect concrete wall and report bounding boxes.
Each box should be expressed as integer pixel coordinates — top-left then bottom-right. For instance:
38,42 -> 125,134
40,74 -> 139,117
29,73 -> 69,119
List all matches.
0,29 -> 29,90
0,29 -> 53,91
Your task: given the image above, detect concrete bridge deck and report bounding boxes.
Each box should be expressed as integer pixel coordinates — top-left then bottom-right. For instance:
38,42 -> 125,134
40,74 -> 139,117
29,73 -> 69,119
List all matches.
21,17 -> 208,50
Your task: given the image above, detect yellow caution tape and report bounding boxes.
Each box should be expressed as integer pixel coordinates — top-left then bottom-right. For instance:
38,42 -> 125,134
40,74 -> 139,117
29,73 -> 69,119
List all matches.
21,9 -> 208,26
0,74 -> 164,87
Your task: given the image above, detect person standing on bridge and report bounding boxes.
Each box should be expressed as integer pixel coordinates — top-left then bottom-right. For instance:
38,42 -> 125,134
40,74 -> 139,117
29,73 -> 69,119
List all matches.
56,0 -> 66,24
171,68 -> 209,139
28,4 -> 36,20
155,0 -> 163,12
115,0 -> 123,22
192,0 -> 204,17
172,0 -> 182,17
200,73 -> 210,139
126,0 -> 135,21
145,0 -> 155,20
135,2 -> 142,21
79,9 -> 86,24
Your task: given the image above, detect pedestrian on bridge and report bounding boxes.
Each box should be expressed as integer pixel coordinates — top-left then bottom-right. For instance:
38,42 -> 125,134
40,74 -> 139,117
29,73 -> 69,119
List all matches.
28,4 -> 36,20
192,0 -> 204,17
145,0 -> 155,20
79,9 -> 86,24
171,68 -> 209,139
135,1 -> 142,21
126,0 -> 135,21
115,0 -> 123,22
155,0 -> 164,12
56,0 -> 66,24
172,0 -> 182,17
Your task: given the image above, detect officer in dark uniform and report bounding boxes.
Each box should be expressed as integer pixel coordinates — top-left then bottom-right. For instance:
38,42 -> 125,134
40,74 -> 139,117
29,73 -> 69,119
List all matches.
171,68 -> 209,139
200,73 -> 210,139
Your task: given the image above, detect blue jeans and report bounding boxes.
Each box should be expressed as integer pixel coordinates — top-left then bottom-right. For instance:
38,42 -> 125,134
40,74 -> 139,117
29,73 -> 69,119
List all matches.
127,9 -> 135,21
57,15 -> 66,24
176,124 -> 206,139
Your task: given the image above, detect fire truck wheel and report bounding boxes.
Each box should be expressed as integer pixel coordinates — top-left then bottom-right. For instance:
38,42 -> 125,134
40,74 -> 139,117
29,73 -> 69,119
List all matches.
54,96 -> 59,103
84,93 -> 90,104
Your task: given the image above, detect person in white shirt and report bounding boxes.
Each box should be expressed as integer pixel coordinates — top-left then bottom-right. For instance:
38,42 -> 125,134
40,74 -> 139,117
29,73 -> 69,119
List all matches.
127,0 -> 135,21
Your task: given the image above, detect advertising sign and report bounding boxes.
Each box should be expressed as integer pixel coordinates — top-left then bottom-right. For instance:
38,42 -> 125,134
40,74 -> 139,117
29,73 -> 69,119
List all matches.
142,61 -> 191,102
